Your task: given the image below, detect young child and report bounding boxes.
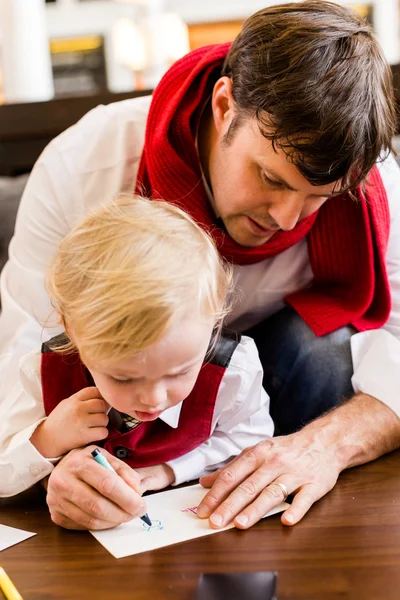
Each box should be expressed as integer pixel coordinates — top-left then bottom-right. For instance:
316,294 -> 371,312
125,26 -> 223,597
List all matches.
0,197 -> 273,504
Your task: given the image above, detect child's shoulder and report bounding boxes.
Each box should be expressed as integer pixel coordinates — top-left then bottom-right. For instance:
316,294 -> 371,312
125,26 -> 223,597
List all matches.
208,330 -> 241,368
208,330 -> 260,371
41,332 -> 70,354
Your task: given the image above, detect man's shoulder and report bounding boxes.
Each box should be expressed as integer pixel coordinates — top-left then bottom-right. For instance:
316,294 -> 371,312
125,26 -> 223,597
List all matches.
47,95 -> 152,169
67,94 -> 152,133
34,95 -> 152,207
95,94 -> 153,130
376,152 -> 400,223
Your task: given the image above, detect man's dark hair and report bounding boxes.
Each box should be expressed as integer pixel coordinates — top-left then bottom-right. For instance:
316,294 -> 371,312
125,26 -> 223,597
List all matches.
222,0 -> 397,191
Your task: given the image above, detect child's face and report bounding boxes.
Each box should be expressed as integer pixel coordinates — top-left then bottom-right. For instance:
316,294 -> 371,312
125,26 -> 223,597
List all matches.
86,316 -> 214,422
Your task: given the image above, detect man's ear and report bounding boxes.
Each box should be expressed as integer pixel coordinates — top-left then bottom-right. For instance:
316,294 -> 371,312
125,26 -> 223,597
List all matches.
211,76 -> 235,134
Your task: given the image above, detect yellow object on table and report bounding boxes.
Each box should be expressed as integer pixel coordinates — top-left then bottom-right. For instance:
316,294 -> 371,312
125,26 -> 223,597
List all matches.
0,567 -> 23,600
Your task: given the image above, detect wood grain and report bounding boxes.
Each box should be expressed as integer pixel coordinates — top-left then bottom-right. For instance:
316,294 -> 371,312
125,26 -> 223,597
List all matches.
1,450 -> 400,599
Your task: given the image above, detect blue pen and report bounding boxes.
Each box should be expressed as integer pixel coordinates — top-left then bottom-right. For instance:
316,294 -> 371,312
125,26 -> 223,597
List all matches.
91,448 -> 152,527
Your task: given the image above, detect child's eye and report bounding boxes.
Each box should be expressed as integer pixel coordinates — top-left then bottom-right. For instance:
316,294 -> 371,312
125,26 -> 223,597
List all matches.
111,377 -> 133,385
169,369 -> 191,379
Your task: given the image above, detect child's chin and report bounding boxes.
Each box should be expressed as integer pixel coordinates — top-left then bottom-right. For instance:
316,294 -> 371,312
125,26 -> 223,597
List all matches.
134,410 -> 163,422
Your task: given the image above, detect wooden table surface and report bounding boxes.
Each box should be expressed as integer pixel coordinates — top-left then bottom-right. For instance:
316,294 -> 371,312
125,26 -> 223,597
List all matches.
1,451 -> 400,600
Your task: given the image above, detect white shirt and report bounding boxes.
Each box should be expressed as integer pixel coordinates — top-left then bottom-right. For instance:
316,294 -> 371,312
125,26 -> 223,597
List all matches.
0,95 -> 400,430
0,335 -> 272,497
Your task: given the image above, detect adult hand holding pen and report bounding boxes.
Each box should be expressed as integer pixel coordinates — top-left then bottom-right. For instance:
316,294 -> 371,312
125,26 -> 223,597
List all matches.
46,445 -> 147,530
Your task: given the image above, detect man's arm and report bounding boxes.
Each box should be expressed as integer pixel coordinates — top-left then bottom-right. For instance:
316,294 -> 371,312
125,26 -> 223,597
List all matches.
197,393 -> 400,529
196,154 -> 400,529
321,393 -> 400,469
166,336 -> 274,486
0,351 -> 58,497
0,97 -> 150,409
0,154 -> 72,408
348,154 -> 400,418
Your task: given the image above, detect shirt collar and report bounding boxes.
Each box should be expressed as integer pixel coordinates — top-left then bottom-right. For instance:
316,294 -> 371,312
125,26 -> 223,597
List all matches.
158,401 -> 183,429
108,403 -> 183,430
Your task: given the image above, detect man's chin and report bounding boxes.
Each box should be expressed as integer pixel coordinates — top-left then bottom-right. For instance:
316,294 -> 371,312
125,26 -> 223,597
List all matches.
226,229 -> 277,247
222,218 -> 277,247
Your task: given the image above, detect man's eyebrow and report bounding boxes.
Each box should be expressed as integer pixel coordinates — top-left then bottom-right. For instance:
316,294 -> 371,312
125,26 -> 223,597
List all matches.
264,167 -> 337,198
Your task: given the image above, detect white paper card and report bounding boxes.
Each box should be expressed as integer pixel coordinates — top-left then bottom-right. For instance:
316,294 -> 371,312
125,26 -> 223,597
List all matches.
0,524 -> 36,551
91,484 -> 289,559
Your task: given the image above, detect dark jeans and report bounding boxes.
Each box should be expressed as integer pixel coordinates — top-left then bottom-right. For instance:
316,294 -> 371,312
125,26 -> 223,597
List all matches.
246,307 -> 355,436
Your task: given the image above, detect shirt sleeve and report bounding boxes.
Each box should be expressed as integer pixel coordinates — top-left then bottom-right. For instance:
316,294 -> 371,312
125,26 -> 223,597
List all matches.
351,153 -> 400,417
167,335 -> 273,485
0,351 -> 59,497
0,96 -> 150,414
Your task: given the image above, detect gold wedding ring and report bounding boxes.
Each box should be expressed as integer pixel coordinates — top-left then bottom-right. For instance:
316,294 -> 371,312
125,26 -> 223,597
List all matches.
269,481 -> 289,501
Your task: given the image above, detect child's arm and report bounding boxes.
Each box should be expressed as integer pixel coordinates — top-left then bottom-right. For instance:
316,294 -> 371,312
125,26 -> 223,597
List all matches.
0,350 -> 108,497
165,335 -> 272,485
138,336 -> 272,490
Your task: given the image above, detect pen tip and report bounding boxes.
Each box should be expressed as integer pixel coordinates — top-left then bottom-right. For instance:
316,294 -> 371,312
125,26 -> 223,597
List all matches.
142,513 -> 152,526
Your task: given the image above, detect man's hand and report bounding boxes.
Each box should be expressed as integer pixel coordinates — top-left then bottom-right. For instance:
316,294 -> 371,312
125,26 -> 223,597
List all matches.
197,394 -> 400,530
197,431 -> 340,529
30,387 -> 109,458
46,446 -> 147,530
136,464 -> 176,492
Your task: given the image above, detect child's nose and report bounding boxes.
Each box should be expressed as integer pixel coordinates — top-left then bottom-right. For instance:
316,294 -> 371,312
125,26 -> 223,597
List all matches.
140,382 -> 167,409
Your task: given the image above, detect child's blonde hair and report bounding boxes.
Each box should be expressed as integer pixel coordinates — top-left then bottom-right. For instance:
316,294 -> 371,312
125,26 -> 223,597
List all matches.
46,196 -> 232,367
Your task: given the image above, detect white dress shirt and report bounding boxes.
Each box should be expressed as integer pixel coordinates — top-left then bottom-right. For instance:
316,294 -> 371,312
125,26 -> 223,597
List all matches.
0,335 -> 272,497
0,94 -> 400,451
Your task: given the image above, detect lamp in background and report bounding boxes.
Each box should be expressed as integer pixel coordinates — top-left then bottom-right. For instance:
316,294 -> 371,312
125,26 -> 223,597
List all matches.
112,0 -> 189,90
113,0 -> 150,4
112,18 -> 147,89
156,12 -> 190,66
0,0 -> 54,103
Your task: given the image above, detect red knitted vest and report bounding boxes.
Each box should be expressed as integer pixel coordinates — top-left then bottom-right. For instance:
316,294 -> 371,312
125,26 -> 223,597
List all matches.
136,43 -> 391,336
40,333 -> 239,468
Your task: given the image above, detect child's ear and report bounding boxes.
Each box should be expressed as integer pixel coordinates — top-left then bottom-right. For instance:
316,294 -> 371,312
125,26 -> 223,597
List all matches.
63,319 -> 71,339
63,319 -> 76,346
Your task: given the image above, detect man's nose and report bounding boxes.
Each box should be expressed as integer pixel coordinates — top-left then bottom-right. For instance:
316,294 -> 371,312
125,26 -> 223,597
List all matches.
268,191 -> 304,231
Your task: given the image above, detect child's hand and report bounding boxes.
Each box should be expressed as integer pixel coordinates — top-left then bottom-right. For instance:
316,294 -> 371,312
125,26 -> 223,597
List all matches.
30,387 -> 109,458
135,464 -> 176,492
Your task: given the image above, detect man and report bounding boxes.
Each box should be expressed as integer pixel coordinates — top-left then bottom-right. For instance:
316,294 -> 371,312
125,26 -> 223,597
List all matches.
1,1 -> 400,531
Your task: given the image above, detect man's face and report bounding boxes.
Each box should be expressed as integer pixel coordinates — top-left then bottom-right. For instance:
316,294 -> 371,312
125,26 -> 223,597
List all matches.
206,80 -> 341,247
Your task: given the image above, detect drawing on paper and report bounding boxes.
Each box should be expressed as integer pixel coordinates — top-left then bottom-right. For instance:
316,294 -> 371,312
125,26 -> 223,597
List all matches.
90,484 -> 290,558
142,519 -> 164,533
181,506 -> 198,515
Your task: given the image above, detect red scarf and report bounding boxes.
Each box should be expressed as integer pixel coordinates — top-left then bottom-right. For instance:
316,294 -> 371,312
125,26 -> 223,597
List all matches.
136,43 -> 391,336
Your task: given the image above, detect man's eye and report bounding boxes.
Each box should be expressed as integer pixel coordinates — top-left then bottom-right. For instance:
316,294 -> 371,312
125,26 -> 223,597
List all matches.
262,172 -> 282,187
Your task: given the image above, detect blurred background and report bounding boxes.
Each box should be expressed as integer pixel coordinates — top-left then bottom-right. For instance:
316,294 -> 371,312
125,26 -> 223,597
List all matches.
0,0 -> 398,104
0,0 -> 399,277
